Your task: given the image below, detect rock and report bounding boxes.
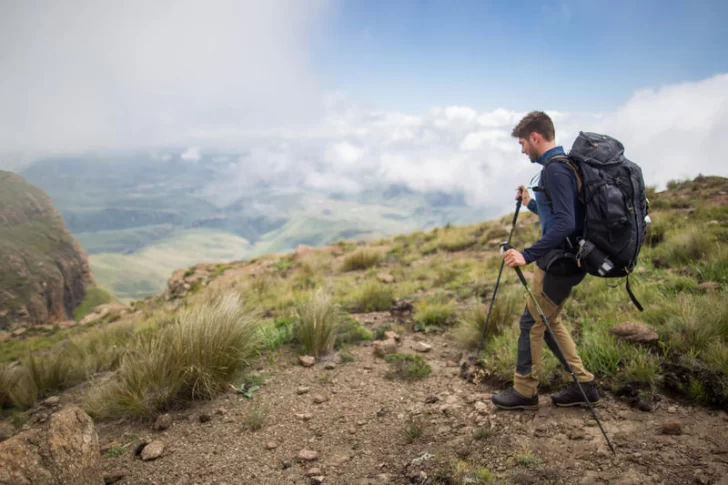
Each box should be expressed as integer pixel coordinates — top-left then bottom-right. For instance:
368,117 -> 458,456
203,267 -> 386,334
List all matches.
324,362 -> 336,370
0,422 -> 14,442
299,355 -> 316,367
43,395 -> 60,407
389,301 -> 413,321
307,467 -> 323,476
667,406 -> 677,414
281,460 -> 293,469
377,273 -> 395,284
412,342 -> 432,353
215,407 -> 227,416
313,394 -> 328,404
296,412 -> 314,421
456,446 -> 471,458
698,281 -> 720,292
153,413 -> 172,431
198,413 -> 211,423
383,331 -> 401,341
349,426 -> 357,434
104,472 -> 126,484
0,405 -> 102,485
372,339 -> 398,357
425,395 -> 440,404
609,322 -> 659,344
635,398 -> 654,412
265,441 -> 278,450
511,472 -> 537,485
569,429 -> 586,440
660,419 -> 682,435
11,327 -> 27,337
140,440 -> 165,461
297,386 -> 311,395
311,476 -> 325,484
297,449 -> 319,461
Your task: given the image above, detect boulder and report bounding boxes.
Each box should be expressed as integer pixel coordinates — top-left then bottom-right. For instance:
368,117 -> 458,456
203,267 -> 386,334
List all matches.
609,322 -> 659,344
372,339 -> 398,357
698,281 -> 720,292
0,405 -> 102,485
377,273 -> 395,284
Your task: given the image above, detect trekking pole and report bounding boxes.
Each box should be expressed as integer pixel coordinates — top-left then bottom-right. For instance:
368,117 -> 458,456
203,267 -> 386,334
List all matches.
476,196 -> 522,355
501,244 -> 616,455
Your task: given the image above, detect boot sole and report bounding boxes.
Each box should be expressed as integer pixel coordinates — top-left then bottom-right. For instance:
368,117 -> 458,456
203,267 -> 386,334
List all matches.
553,399 -> 600,408
494,403 -> 539,410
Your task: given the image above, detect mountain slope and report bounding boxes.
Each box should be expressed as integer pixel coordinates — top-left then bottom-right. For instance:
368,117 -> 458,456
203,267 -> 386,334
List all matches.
0,171 -> 95,329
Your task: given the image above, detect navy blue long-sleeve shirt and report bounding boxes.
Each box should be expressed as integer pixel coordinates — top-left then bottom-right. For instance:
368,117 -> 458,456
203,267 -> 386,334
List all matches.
522,146 -> 584,264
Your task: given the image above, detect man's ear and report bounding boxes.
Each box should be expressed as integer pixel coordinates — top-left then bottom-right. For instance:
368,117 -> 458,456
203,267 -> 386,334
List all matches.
529,132 -> 541,146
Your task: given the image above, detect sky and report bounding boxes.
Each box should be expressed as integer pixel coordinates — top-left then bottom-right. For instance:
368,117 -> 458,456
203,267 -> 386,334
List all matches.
1,0 -> 727,205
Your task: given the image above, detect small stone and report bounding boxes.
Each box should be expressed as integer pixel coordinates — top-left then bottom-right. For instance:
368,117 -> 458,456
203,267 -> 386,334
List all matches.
313,394 -> 328,404
281,460 -> 293,469
569,429 -> 586,440
413,342 -> 432,353
0,422 -> 15,442
11,327 -> 27,338
307,467 -> 323,476
43,396 -> 60,407
296,412 -> 314,421
373,339 -> 398,357
383,331 -> 400,341
667,406 -> 677,414
140,440 -> 165,461
300,356 -> 316,367
266,441 -> 278,450
153,414 -> 172,431
297,386 -> 311,395
635,398 -> 654,412
473,401 -> 488,415
660,419 -> 682,435
349,426 -> 357,434
198,414 -> 211,423
297,449 -> 319,461
311,476 -> 325,485
698,282 -> 720,292
610,322 -> 658,344
377,273 -> 395,284
104,472 -> 126,484
324,362 -> 336,370
456,446 -> 471,458
425,395 -> 440,404
216,407 -> 227,416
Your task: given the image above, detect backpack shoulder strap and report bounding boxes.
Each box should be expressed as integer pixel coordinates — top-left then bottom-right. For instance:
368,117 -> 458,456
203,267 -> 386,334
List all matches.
548,155 -> 583,195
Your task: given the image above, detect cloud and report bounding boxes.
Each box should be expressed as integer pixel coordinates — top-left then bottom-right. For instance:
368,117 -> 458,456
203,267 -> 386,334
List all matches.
180,147 -> 201,162
0,0 -> 330,160
196,74 -> 728,215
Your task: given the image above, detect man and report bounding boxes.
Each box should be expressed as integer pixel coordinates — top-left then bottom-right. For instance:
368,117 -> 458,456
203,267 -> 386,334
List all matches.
492,111 -> 599,410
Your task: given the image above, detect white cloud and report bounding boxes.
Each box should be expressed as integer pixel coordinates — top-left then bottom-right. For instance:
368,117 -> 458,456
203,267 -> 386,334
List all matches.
196,74 -> 728,215
180,147 -> 201,162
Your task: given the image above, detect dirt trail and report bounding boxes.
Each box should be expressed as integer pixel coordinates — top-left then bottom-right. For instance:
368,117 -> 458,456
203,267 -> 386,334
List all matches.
96,311 -> 728,485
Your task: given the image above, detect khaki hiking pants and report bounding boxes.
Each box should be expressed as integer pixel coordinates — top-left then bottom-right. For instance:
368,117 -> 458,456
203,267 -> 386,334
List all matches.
513,267 -> 594,398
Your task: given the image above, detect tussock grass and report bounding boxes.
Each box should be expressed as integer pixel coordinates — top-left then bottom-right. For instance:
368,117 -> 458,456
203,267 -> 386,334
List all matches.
244,403 -> 268,431
385,353 -> 432,380
438,227 -> 477,252
294,290 -> 339,358
653,227 -> 716,267
452,286 -> 522,349
414,294 -> 456,329
350,280 -> 394,312
335,315 -> 373,347
84,292 -> 259,419
341,248 -> 382,271
403,415 -> 426,443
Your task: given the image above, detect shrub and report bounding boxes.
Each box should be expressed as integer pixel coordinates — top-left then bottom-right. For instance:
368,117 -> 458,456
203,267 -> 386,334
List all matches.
335,315 -> 373,347
294,290 -> 339,358
244,403 -> 268,431
84,292 -> 259,419
414,295 -> 455,329
403,415 -> 426,443
452,287 -> 522,349
350,280 -> 394,312
385,353 -> 432,380
341,249 -> 381,271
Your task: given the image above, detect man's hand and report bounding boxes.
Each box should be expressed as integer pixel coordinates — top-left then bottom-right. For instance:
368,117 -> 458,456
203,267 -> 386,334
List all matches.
503,248 -> 527,268
516,185 -> 530,207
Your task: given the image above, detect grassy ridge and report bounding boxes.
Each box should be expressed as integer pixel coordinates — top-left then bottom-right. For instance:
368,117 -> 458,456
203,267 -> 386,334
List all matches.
1,175 -> 726,418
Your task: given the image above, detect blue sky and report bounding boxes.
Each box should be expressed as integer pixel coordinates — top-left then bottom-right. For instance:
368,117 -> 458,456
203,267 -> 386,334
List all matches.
315,0 -> 728,112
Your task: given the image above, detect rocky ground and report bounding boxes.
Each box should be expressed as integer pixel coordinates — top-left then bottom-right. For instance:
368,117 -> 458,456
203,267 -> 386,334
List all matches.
82,310 -> 728,485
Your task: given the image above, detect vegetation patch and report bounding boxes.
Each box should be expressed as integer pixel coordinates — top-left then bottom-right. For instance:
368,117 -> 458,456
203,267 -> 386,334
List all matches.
384,353 -> 432,380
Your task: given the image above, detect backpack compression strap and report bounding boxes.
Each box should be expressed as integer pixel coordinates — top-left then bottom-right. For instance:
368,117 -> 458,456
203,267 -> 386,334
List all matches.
626,275 -> 644,312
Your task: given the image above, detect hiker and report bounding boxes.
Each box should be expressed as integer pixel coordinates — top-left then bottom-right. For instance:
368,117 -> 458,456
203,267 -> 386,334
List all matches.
492,111 -> 600,410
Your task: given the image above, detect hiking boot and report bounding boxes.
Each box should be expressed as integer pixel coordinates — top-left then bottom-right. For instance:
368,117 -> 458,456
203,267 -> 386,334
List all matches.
492,387 -> 539,410
551,381 -> 600,407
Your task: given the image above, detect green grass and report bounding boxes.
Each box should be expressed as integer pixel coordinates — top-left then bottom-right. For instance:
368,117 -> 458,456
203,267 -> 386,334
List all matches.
384,353 -> 432,380
403,415 -> 426,443
84,292 -> 259,419
513,448 -> 541,468
244,403 -> 268,431
349,280 -> 394,312
341,248 -> 382,271
74,286 -> 117,321
335,315 -> 373,348
452,286 -> 522,349
413,294 -> 456,329
294,290 -> 339,358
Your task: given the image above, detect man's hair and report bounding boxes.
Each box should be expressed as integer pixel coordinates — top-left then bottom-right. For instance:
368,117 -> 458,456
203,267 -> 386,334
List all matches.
511,111 -> 555,141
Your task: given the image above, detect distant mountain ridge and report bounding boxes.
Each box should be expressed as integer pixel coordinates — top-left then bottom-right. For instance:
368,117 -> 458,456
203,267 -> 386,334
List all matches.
0,171 -> 95,330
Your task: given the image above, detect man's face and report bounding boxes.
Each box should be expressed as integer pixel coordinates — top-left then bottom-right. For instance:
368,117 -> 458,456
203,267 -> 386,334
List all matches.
518,136 -> 540,162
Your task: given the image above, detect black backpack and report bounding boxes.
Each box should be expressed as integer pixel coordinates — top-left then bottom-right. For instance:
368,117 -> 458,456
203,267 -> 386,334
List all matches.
545,132 -> 649,311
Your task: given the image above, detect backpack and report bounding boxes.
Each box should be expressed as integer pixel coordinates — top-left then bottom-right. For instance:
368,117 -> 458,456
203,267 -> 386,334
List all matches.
544,131 -> 649,311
